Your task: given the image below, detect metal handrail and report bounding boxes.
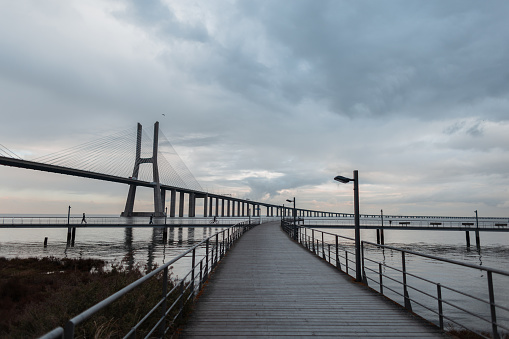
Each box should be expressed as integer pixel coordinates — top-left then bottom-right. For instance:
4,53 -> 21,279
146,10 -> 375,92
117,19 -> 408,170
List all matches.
281,221 -> 509,339
39,221 -> 258,339
1,216 -> 279,227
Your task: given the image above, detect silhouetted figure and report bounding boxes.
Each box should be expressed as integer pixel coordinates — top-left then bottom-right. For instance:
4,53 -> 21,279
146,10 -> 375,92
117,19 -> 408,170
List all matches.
81,213 -> 87,224
149,214 -> 154,224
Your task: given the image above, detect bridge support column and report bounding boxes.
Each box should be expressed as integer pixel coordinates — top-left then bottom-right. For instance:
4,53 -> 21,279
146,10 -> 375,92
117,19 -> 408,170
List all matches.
179,192 -> 185,217
203,194 -> 208,217
170,189 -> 176,217
215,198 -> 219,217
221,199 -> 225,217
188,193 -> 196,217
466,231 -> 471,248
161,189 -> 166,214
227,200 -> 231,217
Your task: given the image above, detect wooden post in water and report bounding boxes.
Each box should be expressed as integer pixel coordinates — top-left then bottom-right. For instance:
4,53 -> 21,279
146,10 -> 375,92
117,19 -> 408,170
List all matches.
66,227 -> 71,247
465,231 -> 471,248
475,210 -> 481,250
44,237 -> 48,247
380,209 -> 385,245
71,227 -> 76,247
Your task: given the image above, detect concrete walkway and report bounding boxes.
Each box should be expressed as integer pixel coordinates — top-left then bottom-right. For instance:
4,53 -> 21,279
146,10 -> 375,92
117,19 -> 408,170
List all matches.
181,222 -> 446,338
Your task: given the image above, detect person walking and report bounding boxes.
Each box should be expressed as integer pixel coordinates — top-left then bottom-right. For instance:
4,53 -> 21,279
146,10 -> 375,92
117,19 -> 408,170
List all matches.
81,213 -> 87,224
149,214 -> 153,224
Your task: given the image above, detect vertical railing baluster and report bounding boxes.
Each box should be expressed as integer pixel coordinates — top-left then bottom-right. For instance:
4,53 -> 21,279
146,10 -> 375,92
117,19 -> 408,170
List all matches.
160,266 -> 168,337
402,252 -> 412,311
361,242 -> 367,283
335,236 -> 340,271
215,233 -> 219,265
328,244 -> 331,263
205,239 -> 209,279
222,231 -> 225,258
312,229 -> 315,254
379,263 -> 383,295
191,248 -> 196,296
487,271 -> 499,339
345,251 -> 349,275
179,280 -> 184,318
322,232 -> 325,259
199,260 -> 203,290
437,283 -> 443,330
305,228 -> 307,249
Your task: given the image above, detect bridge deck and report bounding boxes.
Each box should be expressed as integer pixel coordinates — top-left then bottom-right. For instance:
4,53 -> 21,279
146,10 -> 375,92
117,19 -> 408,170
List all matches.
181,221 -> 446,338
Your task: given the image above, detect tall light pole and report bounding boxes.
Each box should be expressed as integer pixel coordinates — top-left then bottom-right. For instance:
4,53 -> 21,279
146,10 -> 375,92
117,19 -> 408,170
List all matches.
334,170 -> 362,282
286,197 -> 296,240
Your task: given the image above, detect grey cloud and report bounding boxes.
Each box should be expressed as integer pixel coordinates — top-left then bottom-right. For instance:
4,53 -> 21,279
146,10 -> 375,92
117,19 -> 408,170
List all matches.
117,0 -> 209,42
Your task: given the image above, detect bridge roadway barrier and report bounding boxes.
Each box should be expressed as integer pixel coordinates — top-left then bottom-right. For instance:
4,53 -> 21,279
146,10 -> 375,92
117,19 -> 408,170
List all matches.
181,221 -> 446,338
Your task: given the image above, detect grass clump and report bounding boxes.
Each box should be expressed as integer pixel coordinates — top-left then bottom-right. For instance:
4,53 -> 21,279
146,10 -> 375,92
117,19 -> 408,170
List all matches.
0,257 -> 184,338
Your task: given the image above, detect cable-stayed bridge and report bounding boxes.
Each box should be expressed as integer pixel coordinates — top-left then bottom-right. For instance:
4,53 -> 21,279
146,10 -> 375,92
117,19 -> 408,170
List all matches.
0,122 -> 507,231
0,122 -> 337,220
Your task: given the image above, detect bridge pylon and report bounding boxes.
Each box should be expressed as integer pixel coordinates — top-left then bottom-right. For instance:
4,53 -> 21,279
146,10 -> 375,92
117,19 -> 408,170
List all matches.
121,122 -> 165,217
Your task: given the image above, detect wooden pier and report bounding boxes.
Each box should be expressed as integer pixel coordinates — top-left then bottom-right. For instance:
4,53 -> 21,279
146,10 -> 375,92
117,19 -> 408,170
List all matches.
182,221 -> 446,338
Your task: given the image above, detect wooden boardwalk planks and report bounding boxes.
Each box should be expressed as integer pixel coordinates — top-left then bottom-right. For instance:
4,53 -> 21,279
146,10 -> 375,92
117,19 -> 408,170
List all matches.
181,221 -> 446,338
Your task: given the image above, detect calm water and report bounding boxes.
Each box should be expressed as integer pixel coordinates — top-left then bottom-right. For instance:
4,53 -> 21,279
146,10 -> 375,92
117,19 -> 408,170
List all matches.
1,215 -> 508,334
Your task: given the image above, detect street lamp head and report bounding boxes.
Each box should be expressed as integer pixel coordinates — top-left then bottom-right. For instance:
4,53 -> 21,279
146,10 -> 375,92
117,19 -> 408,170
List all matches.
334,175 -> 352,184
286,199 -> 293,203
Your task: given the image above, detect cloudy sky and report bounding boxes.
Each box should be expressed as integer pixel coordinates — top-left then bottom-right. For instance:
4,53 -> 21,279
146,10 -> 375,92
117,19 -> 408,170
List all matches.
1,0 -> 508,217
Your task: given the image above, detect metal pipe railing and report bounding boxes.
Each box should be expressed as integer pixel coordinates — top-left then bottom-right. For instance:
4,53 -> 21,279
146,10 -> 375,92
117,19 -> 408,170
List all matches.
39,221 -> 258,339
281,221 -> 509,338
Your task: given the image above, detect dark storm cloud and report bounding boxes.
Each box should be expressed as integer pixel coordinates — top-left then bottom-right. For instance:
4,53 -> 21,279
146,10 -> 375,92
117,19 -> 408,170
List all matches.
235,1 -> 509,119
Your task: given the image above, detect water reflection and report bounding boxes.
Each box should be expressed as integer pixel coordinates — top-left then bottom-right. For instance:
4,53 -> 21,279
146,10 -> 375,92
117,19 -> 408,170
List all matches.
169,227 -> 175,244
188,228 -> 195,244
124,227 -> 134,271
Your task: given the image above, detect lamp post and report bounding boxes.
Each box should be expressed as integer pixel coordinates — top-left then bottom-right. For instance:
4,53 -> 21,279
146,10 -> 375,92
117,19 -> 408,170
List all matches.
334,170 -> 362,282
286,197 -> 297,240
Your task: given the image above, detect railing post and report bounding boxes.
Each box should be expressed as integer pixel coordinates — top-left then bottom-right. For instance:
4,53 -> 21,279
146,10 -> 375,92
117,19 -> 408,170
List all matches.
160,266 -> 168,337
335,236 -> 341,271
191,248 -> 196,296
402,252 -> 412,311
345,251 -> 349,275
199,260 -> 203,290
437,283 -> 443,330
222,231 -> 225,258
322,233 -> 325,259
64,321 -> 75,339
179,280 -> 184,317
205,239 -> 209,279
361,241 -> 367,284
312,229 -> 315,254
487,271 -> 499,339
215,233 -> 219,265
379,263 -> 383,295
328,244 -> 331,263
